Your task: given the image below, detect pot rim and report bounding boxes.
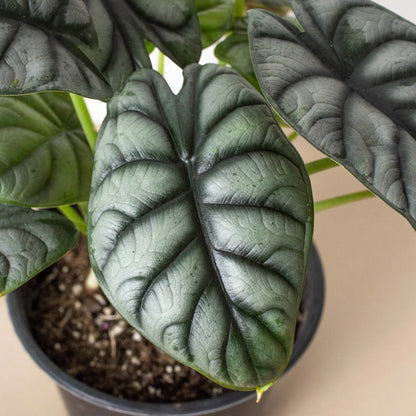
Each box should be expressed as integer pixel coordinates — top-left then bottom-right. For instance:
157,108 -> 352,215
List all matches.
7,243 -> 324,415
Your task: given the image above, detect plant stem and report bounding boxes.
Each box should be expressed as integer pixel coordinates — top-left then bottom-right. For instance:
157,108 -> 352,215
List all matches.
58,205 -> 87,236
158,51 -> 165,76
235,0 -> 245,17
287,131 -> 298,141
70,93 -> 97,152
306,157 -> 339,174
314,190 -> 375,212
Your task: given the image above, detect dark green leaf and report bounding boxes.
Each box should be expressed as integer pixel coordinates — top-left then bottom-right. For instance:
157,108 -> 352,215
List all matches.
0,204 -> 78,296
215,27 -> 259,89
196,0 -> 235,47
0,0 -> 201,97
248,0 -> 416,228
0,92 -> 93,208
88,65 -> 313,389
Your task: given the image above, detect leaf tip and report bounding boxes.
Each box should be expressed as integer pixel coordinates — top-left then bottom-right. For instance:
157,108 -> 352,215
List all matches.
256,390 -> 263,403
256,382 -> 274,402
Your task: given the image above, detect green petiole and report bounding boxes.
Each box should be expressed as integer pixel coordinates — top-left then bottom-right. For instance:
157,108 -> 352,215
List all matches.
158,51 -> 165,76
58,205 -> 87,236
306,157 -> 339,174
70,93 -> 97,152
287,131 -> 299,141
235,0 -> 245,17
314,190 -> 375,212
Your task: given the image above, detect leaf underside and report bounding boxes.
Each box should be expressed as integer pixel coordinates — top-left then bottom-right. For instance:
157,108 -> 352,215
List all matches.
0,204 -> 78,296
0,0 -> 201,98
248,0 -> 416,229
88,64 -> 313,390
0,92 -> 93,207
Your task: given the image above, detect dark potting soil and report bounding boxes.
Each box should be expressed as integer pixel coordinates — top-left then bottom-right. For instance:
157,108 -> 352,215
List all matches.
28,236 -> 227,403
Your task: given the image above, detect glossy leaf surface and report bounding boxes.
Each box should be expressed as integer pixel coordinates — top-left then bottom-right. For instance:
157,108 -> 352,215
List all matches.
0,92 -> 93,207
0,205 -> 78,296
89,65 -> 313,389
0,0 -> 201,97
248,0 -> 416,228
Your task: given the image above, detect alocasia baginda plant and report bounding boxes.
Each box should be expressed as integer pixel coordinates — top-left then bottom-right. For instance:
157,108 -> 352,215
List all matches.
0,0 -> 415,398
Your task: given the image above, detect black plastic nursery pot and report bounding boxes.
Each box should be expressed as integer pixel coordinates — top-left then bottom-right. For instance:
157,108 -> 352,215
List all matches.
7,243 -> 324,416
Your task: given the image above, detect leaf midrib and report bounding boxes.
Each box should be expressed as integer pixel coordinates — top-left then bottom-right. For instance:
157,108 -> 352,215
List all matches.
137,76 -> 260,382
184,158 -> 286,385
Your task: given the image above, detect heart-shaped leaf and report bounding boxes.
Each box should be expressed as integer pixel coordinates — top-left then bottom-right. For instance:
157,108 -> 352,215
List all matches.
0,204 -> 78,296
88,65 -> 313,389
248,0 -> 416,228
0,0 -> 201,98
0,92 -> 93,208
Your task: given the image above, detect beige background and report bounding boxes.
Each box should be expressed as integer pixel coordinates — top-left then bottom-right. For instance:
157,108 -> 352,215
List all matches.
1,0 -> 416,414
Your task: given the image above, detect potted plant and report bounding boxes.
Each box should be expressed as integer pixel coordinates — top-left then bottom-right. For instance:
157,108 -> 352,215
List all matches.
1,0 -> 415,414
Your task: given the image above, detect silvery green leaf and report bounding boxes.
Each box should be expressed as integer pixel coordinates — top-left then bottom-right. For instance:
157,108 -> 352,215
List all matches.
88,64 -> 313,389
0,205 -> 78,296
249,0 -> 416,228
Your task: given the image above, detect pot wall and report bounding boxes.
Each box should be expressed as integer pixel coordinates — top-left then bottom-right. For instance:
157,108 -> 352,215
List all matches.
59,387 -> 258,416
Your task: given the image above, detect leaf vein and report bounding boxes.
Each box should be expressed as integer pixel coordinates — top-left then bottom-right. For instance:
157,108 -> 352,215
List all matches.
213,247 -> 299,294
98,190 -> 192,272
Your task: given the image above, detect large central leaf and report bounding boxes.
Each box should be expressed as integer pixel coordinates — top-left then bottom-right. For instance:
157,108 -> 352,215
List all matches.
248,0 -> 416,228
88,65 -> 313,389
0,0 -> 201,98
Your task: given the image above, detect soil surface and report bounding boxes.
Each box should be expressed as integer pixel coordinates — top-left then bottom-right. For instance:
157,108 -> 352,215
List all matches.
28,236 -> 227,403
